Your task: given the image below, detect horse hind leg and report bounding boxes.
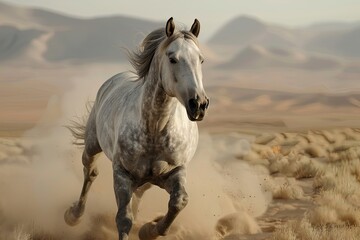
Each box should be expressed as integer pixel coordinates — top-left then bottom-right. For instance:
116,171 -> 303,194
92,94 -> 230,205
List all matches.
64,135 -> 102,226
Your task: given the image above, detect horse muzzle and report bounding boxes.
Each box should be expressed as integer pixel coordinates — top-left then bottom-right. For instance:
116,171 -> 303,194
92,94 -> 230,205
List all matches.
187,96 -> 210,121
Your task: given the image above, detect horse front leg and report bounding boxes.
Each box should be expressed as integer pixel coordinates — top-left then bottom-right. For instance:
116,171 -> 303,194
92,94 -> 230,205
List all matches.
139,167 -> 188,240
113,165 -> 135,240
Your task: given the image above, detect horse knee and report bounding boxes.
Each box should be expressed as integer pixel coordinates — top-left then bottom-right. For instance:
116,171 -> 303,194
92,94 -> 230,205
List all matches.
169,191 -> 189,213
83,165 -> 98,181
89,167 -> 99,181
82,152 -> 99,181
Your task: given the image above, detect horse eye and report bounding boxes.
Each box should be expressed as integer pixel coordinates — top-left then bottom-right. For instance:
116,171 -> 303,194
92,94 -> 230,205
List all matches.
201,59 -> 204,64
169,58 -> 177,64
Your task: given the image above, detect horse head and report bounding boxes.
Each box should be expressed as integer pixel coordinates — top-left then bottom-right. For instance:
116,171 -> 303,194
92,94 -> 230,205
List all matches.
160,17 -> 209,121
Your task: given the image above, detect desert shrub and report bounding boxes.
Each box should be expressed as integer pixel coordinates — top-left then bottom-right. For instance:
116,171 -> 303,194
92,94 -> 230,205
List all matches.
272,217 -> 360,240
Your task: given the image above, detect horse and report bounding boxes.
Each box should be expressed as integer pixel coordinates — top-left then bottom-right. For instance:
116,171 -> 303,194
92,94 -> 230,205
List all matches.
64,17 -> 209,240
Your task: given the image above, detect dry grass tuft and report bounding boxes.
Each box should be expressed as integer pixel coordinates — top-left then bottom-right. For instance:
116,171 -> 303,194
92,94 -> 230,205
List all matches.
294,160 -> 321,179
308,206 -> 338,226
271,227 -> 297,240
271,218 -> 318,240
314,163 -> 360,198
266,152 -> 322,179
272,217 -> 360,240
272,179 -> 304,200
269,128 -> 360,239
311,191 -> 360,227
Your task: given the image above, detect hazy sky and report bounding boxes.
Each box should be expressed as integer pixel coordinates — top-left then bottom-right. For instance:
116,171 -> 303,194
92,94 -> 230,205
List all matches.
5,0 -> 360,38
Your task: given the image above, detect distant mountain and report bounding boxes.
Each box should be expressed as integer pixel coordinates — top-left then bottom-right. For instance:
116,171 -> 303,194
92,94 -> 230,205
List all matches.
208,16 -> 299,49
208,15 -> 360,59
220,45 -> 341,70
305,21 -> 360,32
0,1 -> 161,62
44,16 -> 161,62
1,1 -> 360,63
0,1 -> 81,29
305,27 -> 360,58
0,25 -> 44,61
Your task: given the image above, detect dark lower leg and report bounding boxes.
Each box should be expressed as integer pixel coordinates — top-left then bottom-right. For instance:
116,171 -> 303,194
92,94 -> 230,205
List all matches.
113,166 -> 134,240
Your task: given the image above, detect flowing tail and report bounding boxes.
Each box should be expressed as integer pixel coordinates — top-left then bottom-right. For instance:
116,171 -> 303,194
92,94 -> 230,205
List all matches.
65,102 -> 93,146
66,119 -> 86,146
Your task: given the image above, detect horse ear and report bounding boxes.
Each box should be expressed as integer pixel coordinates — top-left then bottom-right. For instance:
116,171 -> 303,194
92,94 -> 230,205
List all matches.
166,17 -> 175,37
190,19 -> 200,37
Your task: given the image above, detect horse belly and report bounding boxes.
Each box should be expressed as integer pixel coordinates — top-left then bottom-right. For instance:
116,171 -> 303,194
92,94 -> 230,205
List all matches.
116,131 -> 197,181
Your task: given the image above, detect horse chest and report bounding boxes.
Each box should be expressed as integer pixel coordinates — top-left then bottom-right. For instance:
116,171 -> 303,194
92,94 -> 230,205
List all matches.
115,125 -> 196,179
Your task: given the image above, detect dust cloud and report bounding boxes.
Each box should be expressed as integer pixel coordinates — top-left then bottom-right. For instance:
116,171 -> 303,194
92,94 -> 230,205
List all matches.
0,72 -> 271,239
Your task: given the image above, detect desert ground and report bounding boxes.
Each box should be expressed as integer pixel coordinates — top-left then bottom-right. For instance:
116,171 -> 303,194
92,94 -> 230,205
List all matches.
1,62 -> 359,240
1,1 -> 360,239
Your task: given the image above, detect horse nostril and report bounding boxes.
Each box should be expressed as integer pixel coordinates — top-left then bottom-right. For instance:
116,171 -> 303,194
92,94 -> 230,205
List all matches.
199,98 -> 210,111
188,98 -> 199,113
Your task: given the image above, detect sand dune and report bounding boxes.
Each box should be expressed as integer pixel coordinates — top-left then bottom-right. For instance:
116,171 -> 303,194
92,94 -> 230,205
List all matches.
207,86 -> 360,112
0,62 -> 358,136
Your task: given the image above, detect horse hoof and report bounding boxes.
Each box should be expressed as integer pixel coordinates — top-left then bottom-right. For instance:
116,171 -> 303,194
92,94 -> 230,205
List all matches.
138,221 -> 159,240
64,207 -> 81,226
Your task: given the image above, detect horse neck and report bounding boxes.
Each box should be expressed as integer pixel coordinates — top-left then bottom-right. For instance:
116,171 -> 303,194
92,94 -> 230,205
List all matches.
141,58 -> 177,133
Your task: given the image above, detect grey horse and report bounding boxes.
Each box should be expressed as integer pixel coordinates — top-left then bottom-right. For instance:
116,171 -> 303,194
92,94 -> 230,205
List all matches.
64,17 -> 209,240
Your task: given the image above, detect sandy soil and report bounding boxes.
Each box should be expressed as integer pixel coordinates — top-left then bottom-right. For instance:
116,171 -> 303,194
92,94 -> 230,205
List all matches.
1,61 -> 359,240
